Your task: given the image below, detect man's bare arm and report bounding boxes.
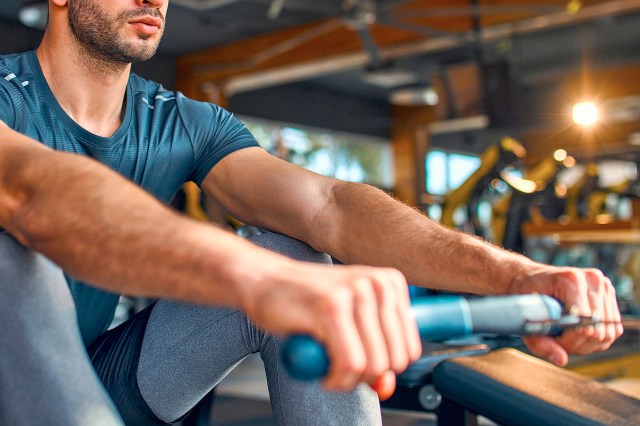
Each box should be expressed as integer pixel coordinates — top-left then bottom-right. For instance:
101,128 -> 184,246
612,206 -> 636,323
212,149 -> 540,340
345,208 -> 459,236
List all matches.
0,122 -> 263,306
204,148 -> 525,294
204,147 -> 623,366
322,181 -> 623,364
0,123 -> 421,390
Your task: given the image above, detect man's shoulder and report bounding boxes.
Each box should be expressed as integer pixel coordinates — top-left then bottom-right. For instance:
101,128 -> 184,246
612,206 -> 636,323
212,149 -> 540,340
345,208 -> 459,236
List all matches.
129,72 -> 177,103
0,50 -> 29,62
129,73 -> 214,114
0,51 -> 34,79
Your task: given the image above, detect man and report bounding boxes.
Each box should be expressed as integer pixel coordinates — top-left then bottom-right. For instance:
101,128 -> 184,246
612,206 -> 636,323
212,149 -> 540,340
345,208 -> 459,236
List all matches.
0,0 -> 622,425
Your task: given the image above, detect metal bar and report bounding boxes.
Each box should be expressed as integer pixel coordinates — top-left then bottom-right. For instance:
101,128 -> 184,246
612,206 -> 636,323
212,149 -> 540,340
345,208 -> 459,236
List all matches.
224,51 -> 369,96
428,115 -> 489,135
251,19 -> 343,64
392,4 -> 565,18
220,0 -> 640,94
355,23 -> 383,66
246,0 -> 340,16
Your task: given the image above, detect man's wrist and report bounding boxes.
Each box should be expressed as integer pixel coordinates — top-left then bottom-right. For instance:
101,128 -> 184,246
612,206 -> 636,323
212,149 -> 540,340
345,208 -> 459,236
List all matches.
223,244 -> 291,316
499,252 -> 544,295
465,237 -> 539,295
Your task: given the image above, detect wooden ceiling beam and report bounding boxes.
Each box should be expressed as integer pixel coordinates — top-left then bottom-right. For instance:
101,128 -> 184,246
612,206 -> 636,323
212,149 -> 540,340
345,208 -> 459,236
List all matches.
177,0 -> 640,101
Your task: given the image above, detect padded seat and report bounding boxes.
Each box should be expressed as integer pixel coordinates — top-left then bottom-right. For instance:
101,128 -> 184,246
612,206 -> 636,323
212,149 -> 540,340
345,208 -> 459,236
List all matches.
432,348 -> 640,426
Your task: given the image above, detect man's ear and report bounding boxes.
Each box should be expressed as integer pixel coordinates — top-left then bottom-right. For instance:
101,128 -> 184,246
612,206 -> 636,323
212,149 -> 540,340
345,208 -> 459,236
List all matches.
50,0 -> 68,7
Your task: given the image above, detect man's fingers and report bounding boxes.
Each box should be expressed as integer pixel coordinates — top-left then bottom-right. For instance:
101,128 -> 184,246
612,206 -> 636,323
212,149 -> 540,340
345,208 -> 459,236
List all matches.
606,282 -> 624,342
392,270 -> 423,362
352,279 -> 390,384
549,268 -> 622,355
373,270 -> 411,373
322,267 -> 417,392
523,336 -> 568,366
371,370 -> 396,401
321,288 -> 367,391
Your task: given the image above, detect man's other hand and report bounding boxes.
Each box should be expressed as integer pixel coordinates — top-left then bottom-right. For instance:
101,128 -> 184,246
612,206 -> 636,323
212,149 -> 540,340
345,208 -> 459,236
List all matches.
509,265 -> 624,366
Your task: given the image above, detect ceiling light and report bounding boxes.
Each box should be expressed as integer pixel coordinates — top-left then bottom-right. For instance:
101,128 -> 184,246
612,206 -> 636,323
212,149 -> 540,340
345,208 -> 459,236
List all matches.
362,67 -> 418,88
553,149 -> 567,162
572,101 -> 598,126
389,87 -> 439,106
628,132 -> 640,146
19,1 -> 48,30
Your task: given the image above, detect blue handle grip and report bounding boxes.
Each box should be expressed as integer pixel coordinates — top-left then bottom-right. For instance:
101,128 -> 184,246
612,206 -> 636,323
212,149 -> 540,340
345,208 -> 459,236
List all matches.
281,335 -> 329,381
281,294 -> 562,381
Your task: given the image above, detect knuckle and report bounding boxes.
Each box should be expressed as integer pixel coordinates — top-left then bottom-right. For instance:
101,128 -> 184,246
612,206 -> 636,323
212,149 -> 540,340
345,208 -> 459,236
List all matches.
390,353 -> 409,372
366,360 -> 388,378
579,326 -> 595,340
558,269 -> 581,287
341,356 -> 366,377
592,326 -> 605,341
603,327 -> 616,343
387,268 -> 407,285
319,294 -> 346,319
351,281 -> 372,305
586,268 -> 605,279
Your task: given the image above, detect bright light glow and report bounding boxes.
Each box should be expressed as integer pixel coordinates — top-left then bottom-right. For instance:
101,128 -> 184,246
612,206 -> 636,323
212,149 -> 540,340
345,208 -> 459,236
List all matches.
499,169 -> 538,194
389,86 -> 439,106
572,101 -> 599,126
555,183 -> 568,198
553,149 -> 567,162
563,156 -> 577,168
628,132 -> 640,146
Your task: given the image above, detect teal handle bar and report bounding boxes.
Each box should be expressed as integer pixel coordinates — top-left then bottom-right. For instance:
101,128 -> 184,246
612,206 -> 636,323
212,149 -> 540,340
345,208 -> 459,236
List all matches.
281,294 -> 562,381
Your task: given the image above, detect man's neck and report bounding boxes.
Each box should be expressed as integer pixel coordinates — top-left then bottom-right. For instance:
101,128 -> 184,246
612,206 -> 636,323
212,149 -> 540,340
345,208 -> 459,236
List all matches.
37,30 -> 131,138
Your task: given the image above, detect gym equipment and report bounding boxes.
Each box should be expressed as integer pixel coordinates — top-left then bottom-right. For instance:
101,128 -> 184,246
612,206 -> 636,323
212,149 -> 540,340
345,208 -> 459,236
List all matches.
281,294 -> 603,380
281,294 -> 638,426
441,137 -> 526,236
499,155 -> 567,252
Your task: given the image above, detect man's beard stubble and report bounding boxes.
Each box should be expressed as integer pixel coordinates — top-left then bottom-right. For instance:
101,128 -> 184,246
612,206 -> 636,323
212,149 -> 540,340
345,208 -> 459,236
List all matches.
68,0 -> 164,65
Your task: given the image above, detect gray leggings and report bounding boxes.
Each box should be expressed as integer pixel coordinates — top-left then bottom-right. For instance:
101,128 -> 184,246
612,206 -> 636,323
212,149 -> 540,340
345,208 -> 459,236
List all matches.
0,231 -> 380,425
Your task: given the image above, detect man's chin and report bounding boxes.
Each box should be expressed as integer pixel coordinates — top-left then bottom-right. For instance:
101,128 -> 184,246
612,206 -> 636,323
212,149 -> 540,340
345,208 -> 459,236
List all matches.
119,40 -> 161,63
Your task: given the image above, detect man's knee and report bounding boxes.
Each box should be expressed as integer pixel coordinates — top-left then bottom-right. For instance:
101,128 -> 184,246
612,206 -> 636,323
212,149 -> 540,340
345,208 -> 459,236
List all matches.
248,232 -> 332,265
0,233 -> 73,318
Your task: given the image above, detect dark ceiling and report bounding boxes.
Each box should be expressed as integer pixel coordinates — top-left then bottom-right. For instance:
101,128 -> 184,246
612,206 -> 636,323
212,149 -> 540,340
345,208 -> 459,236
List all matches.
2,1 -> 640,155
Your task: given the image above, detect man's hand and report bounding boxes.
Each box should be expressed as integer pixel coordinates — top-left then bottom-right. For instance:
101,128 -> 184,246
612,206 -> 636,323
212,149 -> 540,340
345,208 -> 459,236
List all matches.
241,260 -> 422,391
508,265 -> 623,366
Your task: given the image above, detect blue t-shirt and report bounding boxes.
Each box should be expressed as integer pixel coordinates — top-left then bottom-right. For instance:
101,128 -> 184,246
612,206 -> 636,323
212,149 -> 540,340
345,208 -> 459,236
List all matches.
0,50 -> 259,346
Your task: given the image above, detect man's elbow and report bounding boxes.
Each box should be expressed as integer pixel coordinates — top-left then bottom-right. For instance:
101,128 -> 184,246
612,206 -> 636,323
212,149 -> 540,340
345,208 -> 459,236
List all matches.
0,161 -> 46,249
0,191 -> 34,247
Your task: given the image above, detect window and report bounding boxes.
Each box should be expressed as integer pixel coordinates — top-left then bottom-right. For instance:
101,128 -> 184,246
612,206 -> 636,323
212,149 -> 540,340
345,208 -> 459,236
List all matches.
242,116 -> 394,189
426,150 -> 481,195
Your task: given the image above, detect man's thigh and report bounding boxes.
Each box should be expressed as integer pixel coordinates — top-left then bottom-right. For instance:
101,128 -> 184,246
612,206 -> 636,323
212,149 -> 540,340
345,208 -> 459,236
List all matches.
0,232 -> 123,426
88,302 -> 165,426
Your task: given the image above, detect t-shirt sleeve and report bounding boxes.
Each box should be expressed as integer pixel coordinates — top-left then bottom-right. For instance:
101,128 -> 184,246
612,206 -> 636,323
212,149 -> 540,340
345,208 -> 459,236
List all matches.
0,79 -> 16,128
179,96 -> 260,185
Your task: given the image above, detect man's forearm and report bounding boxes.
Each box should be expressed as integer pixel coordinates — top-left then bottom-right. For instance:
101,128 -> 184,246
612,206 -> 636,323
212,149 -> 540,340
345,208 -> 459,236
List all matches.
0,124 -> 286,308
315,181 -> 535,295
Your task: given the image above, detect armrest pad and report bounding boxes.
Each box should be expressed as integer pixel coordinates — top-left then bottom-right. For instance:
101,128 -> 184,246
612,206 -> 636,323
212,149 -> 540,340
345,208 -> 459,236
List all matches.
432,348 -> 640,426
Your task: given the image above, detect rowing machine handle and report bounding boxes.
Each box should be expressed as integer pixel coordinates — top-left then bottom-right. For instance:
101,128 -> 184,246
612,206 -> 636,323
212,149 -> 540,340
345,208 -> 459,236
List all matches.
281,294 -> 562,381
